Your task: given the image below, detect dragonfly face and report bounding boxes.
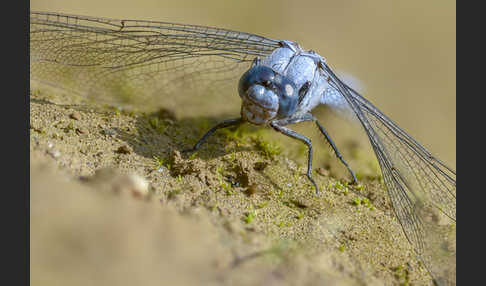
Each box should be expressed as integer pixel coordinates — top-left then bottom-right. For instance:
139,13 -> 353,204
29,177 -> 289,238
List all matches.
238,62 -> 299,125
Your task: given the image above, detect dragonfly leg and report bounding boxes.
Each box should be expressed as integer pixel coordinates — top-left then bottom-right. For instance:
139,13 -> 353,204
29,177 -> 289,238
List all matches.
183,118 -> 244,153
314,120 -> 358,184
270,121 -> 320,195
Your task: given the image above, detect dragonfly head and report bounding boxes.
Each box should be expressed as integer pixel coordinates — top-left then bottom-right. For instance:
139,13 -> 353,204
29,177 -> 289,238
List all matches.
238,65 -> 298,125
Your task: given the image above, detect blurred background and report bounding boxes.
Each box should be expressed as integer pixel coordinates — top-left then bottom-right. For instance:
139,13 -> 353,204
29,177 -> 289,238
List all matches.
30,0 -> 456,168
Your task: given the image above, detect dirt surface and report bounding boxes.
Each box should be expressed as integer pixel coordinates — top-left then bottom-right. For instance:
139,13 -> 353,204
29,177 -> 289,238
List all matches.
30,86 -> 435,286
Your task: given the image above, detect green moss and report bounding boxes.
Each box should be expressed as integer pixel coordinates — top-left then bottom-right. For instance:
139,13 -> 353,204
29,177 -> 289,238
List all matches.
244,209 -> 257,224
378,175 -> 385,185
209,204 -> 218,212
254,136 -> 281,159
111,106 -> 121,116
257,201 -> 269,209
355,184 -> 364,191
216,166 -> 224,175
352,197 -> 374,210
222,124 -> 249,145
219,178 -> 233,195
64,122 -> 75,133
275,221 -> 289,228
296,211 -> 304,220
188,152 -> 198,160
334,182 -> 344,190
148,117 -> 158,129
392,265 -> 411,286
148,116 -> 168,134
153,155 -> 165,169
51,132 -> 62,139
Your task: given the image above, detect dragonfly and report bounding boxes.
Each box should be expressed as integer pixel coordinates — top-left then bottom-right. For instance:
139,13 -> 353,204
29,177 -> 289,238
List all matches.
30,11 -> 456,285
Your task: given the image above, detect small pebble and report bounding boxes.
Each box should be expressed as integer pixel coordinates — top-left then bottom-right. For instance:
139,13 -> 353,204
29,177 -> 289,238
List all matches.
253,161 -> 268,171
85,168 -> 150,198
292,198 -> 311,209
123,173 -> 150,198
70,112 -> 81,120
244,184 -> 258,196
47,149 -> 61,158
317,167 -> 330,177
368,192 -> 377,202
76,127 -> 88,135
116,145 -> 131,154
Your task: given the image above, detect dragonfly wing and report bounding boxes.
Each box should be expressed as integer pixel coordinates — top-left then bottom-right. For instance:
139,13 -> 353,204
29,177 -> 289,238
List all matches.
320,62 -> 456,286
30,11 -> 280,116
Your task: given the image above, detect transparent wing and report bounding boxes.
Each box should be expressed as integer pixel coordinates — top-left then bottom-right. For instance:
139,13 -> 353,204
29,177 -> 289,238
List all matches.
30,11 -> 280,116
320,62 -> 456,286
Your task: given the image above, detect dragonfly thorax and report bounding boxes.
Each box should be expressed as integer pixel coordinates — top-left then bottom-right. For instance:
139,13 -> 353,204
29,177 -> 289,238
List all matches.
238,64 -> 298,125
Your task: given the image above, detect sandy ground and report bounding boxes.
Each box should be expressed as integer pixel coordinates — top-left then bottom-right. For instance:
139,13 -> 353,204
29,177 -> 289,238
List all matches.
29,85 -> 439,286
